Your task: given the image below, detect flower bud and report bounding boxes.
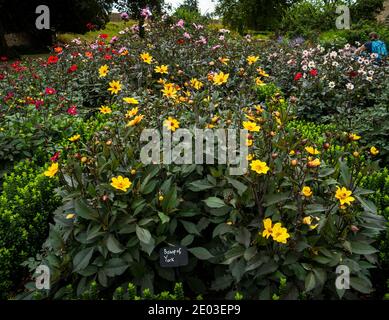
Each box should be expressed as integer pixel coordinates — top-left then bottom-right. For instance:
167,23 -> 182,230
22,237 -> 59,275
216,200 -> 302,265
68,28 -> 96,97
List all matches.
351,225 -> 359,233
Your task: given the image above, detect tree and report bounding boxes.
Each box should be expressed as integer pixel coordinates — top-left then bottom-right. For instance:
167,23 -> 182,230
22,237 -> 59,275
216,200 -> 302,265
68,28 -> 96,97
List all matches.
114,0 -> 164,37
351,0 -> 385,21
180,0 -> 200,13
216,0 -> 297,33
0,0 -> 115,56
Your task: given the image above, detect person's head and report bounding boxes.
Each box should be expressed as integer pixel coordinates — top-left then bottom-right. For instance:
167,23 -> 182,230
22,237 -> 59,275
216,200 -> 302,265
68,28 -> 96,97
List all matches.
369,32 -> 379,40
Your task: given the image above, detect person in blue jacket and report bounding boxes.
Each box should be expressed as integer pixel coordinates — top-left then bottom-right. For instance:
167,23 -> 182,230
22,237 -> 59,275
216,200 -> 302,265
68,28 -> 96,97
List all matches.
355,32 -> 388,62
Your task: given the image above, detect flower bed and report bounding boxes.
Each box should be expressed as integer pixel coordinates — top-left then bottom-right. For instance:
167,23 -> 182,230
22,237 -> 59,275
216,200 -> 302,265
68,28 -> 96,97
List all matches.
0,17 -> 388,300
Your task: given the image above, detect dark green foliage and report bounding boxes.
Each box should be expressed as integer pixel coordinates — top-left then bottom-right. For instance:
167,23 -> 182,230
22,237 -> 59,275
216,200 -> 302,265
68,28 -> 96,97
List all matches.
319,22 -> 389,49
173,6 -> 207,25
216,0 -> 295,33
0,160 -> 61,298
0,0 -> 115,55
280,0 -> 386,41
280,1 -> 338,39
359,168 -> 389,297
351,0 -> 385,22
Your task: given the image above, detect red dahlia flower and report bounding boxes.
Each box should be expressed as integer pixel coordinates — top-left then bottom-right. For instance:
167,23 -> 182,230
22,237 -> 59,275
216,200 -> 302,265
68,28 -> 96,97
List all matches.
67,64 -> 78,73
309,69 -> 318,76
47,56 -> 59,64
294,72 -> 303,81
67,105 -> 77,115
45,87 -> 56,95
35,99 -> 44,109
51,152 -> 60,162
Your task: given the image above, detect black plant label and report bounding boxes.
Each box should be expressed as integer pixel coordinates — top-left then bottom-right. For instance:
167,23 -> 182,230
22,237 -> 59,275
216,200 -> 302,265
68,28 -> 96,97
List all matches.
159,246 -> 188,268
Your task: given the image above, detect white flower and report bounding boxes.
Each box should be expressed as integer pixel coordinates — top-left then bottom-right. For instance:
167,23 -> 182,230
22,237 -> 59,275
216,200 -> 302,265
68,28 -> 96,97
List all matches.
330,51 -> 338,58
358,57 -> 364,64
332,61 -> 339,67
358,69 -> 367,76
346,83 -> 354,90
371,53 -> 378,59
344,44 -> 351,50
364,59 -> 370,65
308,61 -> 316,68
302,65 -> 308,71
368,70 -> 375,76
72,38 -> 82,45
329,81 -> 336,89
366,76 -> 373,82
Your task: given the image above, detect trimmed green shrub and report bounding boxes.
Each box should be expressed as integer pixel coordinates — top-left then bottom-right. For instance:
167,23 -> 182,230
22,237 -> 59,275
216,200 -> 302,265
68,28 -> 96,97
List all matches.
22,281 -> 208,300
287,120 -> 337,145
0,160 -> 61,298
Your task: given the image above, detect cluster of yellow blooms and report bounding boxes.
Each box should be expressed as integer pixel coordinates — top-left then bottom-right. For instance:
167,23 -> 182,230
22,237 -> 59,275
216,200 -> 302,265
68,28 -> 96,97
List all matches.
111,176 -> 132,192
161,83 -> 179,99
302,216 -> 320,230
163,117 -> 180,132
44,162 -> 59,178
108,80 -> 122,95
98,64 -> 109,78
250,160 -> 270,175
140,52 -> 153,64
262,218 -> 290,244
99,106 -> 112,114
69,134 -> 81,142
335,186 -> 355,209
